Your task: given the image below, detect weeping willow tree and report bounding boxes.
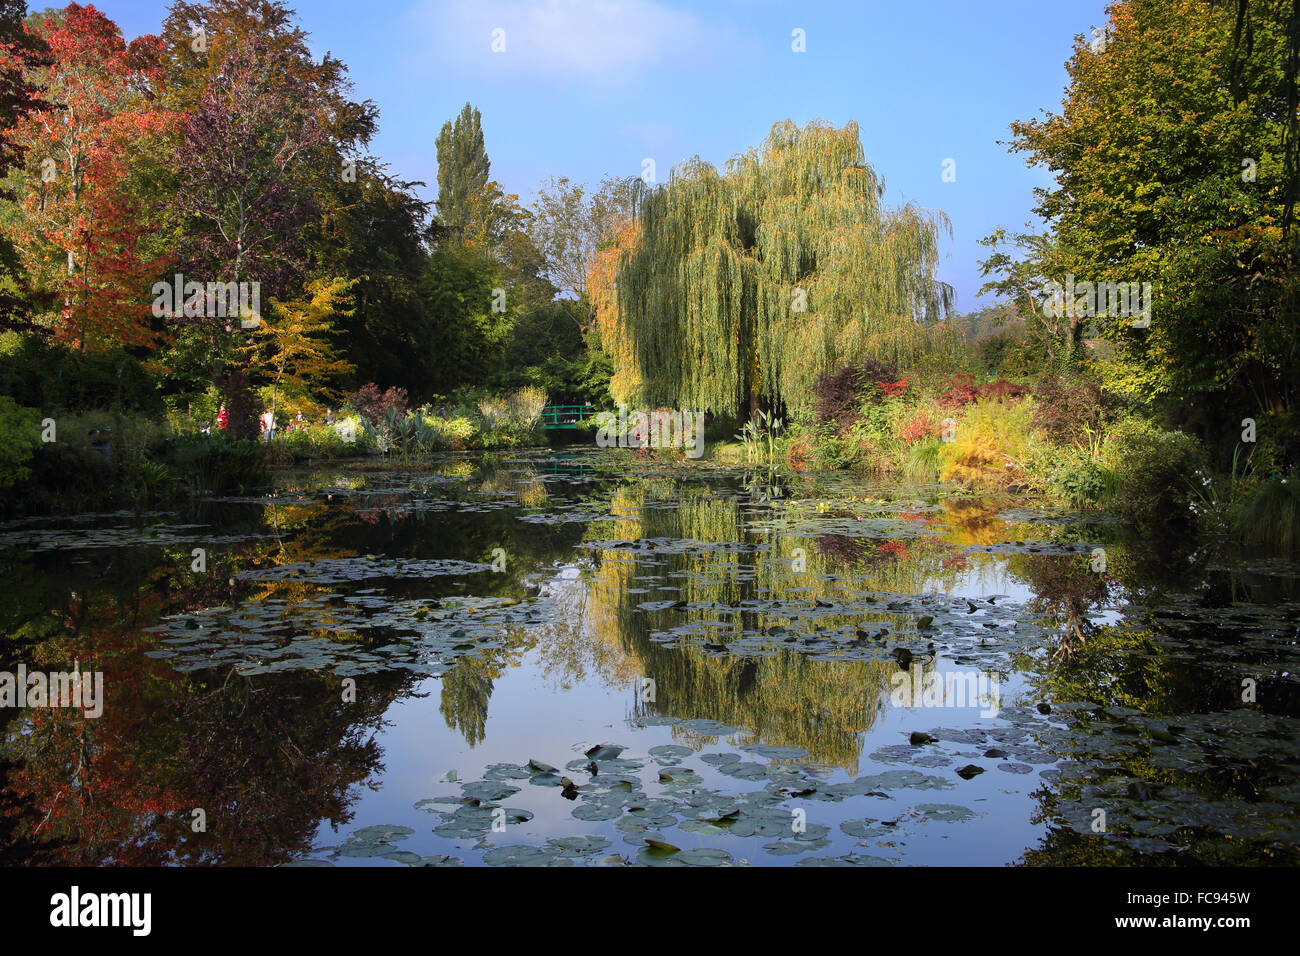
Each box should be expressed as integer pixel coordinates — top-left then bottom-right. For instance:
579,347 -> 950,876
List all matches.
600,120 -> 953,419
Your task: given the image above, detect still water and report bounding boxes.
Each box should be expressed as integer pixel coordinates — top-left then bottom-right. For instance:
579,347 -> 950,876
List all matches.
2,450 -> 1297,866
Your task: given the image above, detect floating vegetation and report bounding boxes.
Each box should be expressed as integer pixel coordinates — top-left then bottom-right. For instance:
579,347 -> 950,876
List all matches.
146,593 -> 553,677
234,555 -> 492,583
11,451 -> 1299,867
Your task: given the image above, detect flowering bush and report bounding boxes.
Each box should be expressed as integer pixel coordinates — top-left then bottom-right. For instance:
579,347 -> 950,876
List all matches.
333,414 -> 363,443
505,386 -> 546,433
276,422 -> 372,460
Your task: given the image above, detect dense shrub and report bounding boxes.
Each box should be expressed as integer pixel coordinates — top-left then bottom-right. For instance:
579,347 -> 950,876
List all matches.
434,415 -> 476,448
974,328 -> 1025,374
467,386 -> 546,448
1107,420 -> 1205,526
1047,447 -> 1117,509
274,423 -> 370,461
357,393 -> 545,458
4,410 -> 181,513
1030,373 -> 1105,445
348,383 -> 409,426
936,372 -> 1029,409
806,421 -> 862,469
0,335 -> 162,414
812,360 -> 896,431
165,433 -> 267,493
22,442 -> 119,511
504,385 -> 546,432
0,396 -> 42,488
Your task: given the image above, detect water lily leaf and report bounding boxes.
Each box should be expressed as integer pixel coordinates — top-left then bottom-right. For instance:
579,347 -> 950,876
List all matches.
648,744 -> 694,758
676,848 -> 733,866
483,845 -> 559,866
642,837 -> 680,853
912,803 -> 976,823
350,825 -> 414,843
381,850 -> 423,865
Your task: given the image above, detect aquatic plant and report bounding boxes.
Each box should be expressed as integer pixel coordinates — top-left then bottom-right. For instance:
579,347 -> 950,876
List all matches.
165,432 -> 267,493
1234,478 -> 1300,555
735,410 -> 784,465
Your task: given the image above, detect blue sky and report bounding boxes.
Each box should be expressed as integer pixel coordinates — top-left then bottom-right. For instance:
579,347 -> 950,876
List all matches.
92,0 -> 1110,311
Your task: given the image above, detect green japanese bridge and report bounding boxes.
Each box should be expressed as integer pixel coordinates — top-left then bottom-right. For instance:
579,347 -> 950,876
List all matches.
540,405 -> 598,430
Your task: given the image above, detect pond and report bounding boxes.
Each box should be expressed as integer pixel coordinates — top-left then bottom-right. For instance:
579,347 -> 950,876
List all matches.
2,449 -> 1298,866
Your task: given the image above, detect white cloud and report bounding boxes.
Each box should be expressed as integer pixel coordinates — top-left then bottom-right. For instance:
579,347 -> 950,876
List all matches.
407,0 -> 747,81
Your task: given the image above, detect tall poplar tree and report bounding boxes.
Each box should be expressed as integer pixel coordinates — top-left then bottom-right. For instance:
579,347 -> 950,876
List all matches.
434,103 -> 490,245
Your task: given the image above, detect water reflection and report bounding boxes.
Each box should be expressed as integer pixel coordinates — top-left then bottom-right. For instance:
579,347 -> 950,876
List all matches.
0,451 -> 1296,865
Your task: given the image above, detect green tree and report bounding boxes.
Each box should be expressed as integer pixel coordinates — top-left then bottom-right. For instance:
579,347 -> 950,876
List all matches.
420,243 -> 512,395
528,174 -> 640,329
309,161 -> 434,398
601,120 -> 952,419
1004,0 -> 1299,424
977,228 -> 1083,366
434,103 -> 490,245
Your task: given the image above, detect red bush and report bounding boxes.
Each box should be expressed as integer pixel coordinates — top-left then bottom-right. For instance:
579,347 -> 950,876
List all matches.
937,373 -> 1029,409
348,383 -> 409,426
899,409 -> 942,443
981,380 -> 1030,402
880,376 -> 911,399
937,373 -> 979,408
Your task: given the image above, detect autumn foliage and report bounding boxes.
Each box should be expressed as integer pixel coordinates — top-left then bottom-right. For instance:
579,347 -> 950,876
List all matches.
3,4 -> 176,349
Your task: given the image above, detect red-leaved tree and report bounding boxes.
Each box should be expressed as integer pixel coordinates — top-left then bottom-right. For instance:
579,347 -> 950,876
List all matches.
4,3 -> 175,349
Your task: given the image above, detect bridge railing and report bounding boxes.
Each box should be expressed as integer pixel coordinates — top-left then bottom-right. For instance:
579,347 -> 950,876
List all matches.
541,405 -> 598,429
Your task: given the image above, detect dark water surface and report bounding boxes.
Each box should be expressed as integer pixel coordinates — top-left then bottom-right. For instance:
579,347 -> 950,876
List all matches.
2,450 -> 1297,866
